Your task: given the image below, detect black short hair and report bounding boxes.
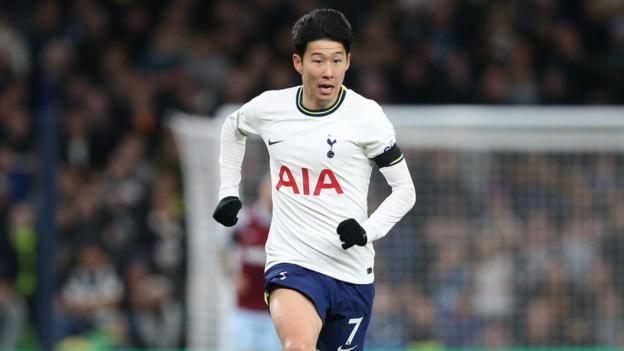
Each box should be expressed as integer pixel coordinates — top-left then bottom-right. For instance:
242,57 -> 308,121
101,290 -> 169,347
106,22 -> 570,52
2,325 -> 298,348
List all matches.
292,9 -> 353,56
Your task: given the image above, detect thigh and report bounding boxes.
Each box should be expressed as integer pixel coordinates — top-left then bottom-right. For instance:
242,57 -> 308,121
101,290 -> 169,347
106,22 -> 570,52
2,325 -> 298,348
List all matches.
317,283 -> 375,351
269,288 -> 322,350
265,263 -> 328,350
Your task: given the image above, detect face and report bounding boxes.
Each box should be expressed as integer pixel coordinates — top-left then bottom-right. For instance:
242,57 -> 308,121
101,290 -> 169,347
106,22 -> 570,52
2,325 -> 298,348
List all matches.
293,39 -> 351,110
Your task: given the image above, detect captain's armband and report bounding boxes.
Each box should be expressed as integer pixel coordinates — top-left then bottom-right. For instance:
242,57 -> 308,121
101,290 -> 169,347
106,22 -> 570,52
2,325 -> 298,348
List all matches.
372,144 -> 404,168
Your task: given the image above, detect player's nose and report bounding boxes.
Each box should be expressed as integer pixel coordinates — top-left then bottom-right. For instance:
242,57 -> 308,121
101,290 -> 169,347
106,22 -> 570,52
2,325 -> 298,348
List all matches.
322,62 -> 334,78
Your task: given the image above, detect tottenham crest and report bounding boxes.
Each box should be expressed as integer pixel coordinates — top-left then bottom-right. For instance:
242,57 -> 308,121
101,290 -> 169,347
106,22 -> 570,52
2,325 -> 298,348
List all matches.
326,135 -> 337,158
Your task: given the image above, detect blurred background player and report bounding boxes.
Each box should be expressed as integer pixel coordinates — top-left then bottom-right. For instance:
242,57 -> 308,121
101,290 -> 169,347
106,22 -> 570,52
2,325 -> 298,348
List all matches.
224,174 -> 280,351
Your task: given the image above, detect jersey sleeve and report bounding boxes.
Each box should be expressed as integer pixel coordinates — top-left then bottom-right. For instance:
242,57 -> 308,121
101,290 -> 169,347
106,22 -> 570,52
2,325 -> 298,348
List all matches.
359,102 -> 415,241
362,104 -> 398,161
360,160 -> 416,241
218,98 -> 263,199
237,99 -> 261,136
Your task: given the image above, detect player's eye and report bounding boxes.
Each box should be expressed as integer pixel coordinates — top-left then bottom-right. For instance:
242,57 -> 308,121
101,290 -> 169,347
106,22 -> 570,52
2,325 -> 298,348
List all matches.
312,59 -> 322,64
333,59 -> 343,63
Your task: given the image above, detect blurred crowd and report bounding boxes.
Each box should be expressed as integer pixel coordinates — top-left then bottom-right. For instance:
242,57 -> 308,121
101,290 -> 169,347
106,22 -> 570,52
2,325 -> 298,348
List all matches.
371,152 -> 624,348
0,0 -> 623,349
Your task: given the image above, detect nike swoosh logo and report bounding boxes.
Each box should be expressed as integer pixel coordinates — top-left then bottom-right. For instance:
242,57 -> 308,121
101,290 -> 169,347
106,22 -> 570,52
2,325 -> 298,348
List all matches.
337,345 -> 358,351
268,139 -> 284,145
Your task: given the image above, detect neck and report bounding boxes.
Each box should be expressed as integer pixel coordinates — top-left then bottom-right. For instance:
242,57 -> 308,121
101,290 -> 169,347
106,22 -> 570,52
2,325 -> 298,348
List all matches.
302,86 -> 339,110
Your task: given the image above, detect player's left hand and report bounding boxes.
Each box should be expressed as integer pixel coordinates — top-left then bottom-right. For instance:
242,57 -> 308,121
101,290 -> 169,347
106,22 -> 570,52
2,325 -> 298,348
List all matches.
337,218 -> 367,249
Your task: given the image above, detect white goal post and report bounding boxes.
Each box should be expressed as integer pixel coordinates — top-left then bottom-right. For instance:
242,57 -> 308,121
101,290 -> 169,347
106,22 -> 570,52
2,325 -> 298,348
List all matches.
170,106 -> 624,349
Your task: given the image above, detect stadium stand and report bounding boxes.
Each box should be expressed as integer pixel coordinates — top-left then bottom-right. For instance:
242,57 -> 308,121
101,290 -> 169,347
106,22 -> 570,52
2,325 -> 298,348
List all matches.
0,0 -> 623,348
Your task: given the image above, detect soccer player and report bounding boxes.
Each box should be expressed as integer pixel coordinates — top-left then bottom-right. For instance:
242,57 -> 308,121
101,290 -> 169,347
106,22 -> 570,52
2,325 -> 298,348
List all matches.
213,8 -> 416,351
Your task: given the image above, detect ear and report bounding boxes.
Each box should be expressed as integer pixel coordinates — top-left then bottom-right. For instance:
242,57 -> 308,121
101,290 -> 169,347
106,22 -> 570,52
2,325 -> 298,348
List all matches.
293,54 -> 303,75
345,53 -> 351,71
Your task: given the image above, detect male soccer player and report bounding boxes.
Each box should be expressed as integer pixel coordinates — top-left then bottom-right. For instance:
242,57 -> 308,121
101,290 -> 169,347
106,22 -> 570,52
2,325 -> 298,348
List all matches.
213,8 -> 416,351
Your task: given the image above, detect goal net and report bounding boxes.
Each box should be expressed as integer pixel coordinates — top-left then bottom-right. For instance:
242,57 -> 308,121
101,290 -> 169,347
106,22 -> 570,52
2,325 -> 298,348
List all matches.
170,106 -> 624,350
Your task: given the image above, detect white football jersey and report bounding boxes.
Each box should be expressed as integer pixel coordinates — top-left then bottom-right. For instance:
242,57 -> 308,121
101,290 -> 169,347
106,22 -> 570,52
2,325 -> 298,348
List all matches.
234,86 -> 397,284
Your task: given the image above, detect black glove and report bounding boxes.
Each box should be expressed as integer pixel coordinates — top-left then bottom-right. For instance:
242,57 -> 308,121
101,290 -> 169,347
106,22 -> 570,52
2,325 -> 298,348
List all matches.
213,196 -> 242,227
337,218 -> 367,250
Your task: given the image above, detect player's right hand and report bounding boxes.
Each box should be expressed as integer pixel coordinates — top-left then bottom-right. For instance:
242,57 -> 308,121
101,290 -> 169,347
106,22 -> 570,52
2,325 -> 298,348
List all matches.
212,196 -> 242,227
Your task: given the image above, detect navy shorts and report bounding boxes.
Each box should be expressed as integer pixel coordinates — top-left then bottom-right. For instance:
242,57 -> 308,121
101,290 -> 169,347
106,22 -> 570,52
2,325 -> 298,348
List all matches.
264,263 -> 375,351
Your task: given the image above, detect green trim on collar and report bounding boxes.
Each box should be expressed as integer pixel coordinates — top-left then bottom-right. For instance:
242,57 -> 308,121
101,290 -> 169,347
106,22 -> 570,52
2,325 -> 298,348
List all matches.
296,86 -> 347,117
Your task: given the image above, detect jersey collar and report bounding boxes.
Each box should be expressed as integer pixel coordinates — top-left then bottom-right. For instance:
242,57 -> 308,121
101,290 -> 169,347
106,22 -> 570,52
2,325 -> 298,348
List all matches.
296,85 -> 347,117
